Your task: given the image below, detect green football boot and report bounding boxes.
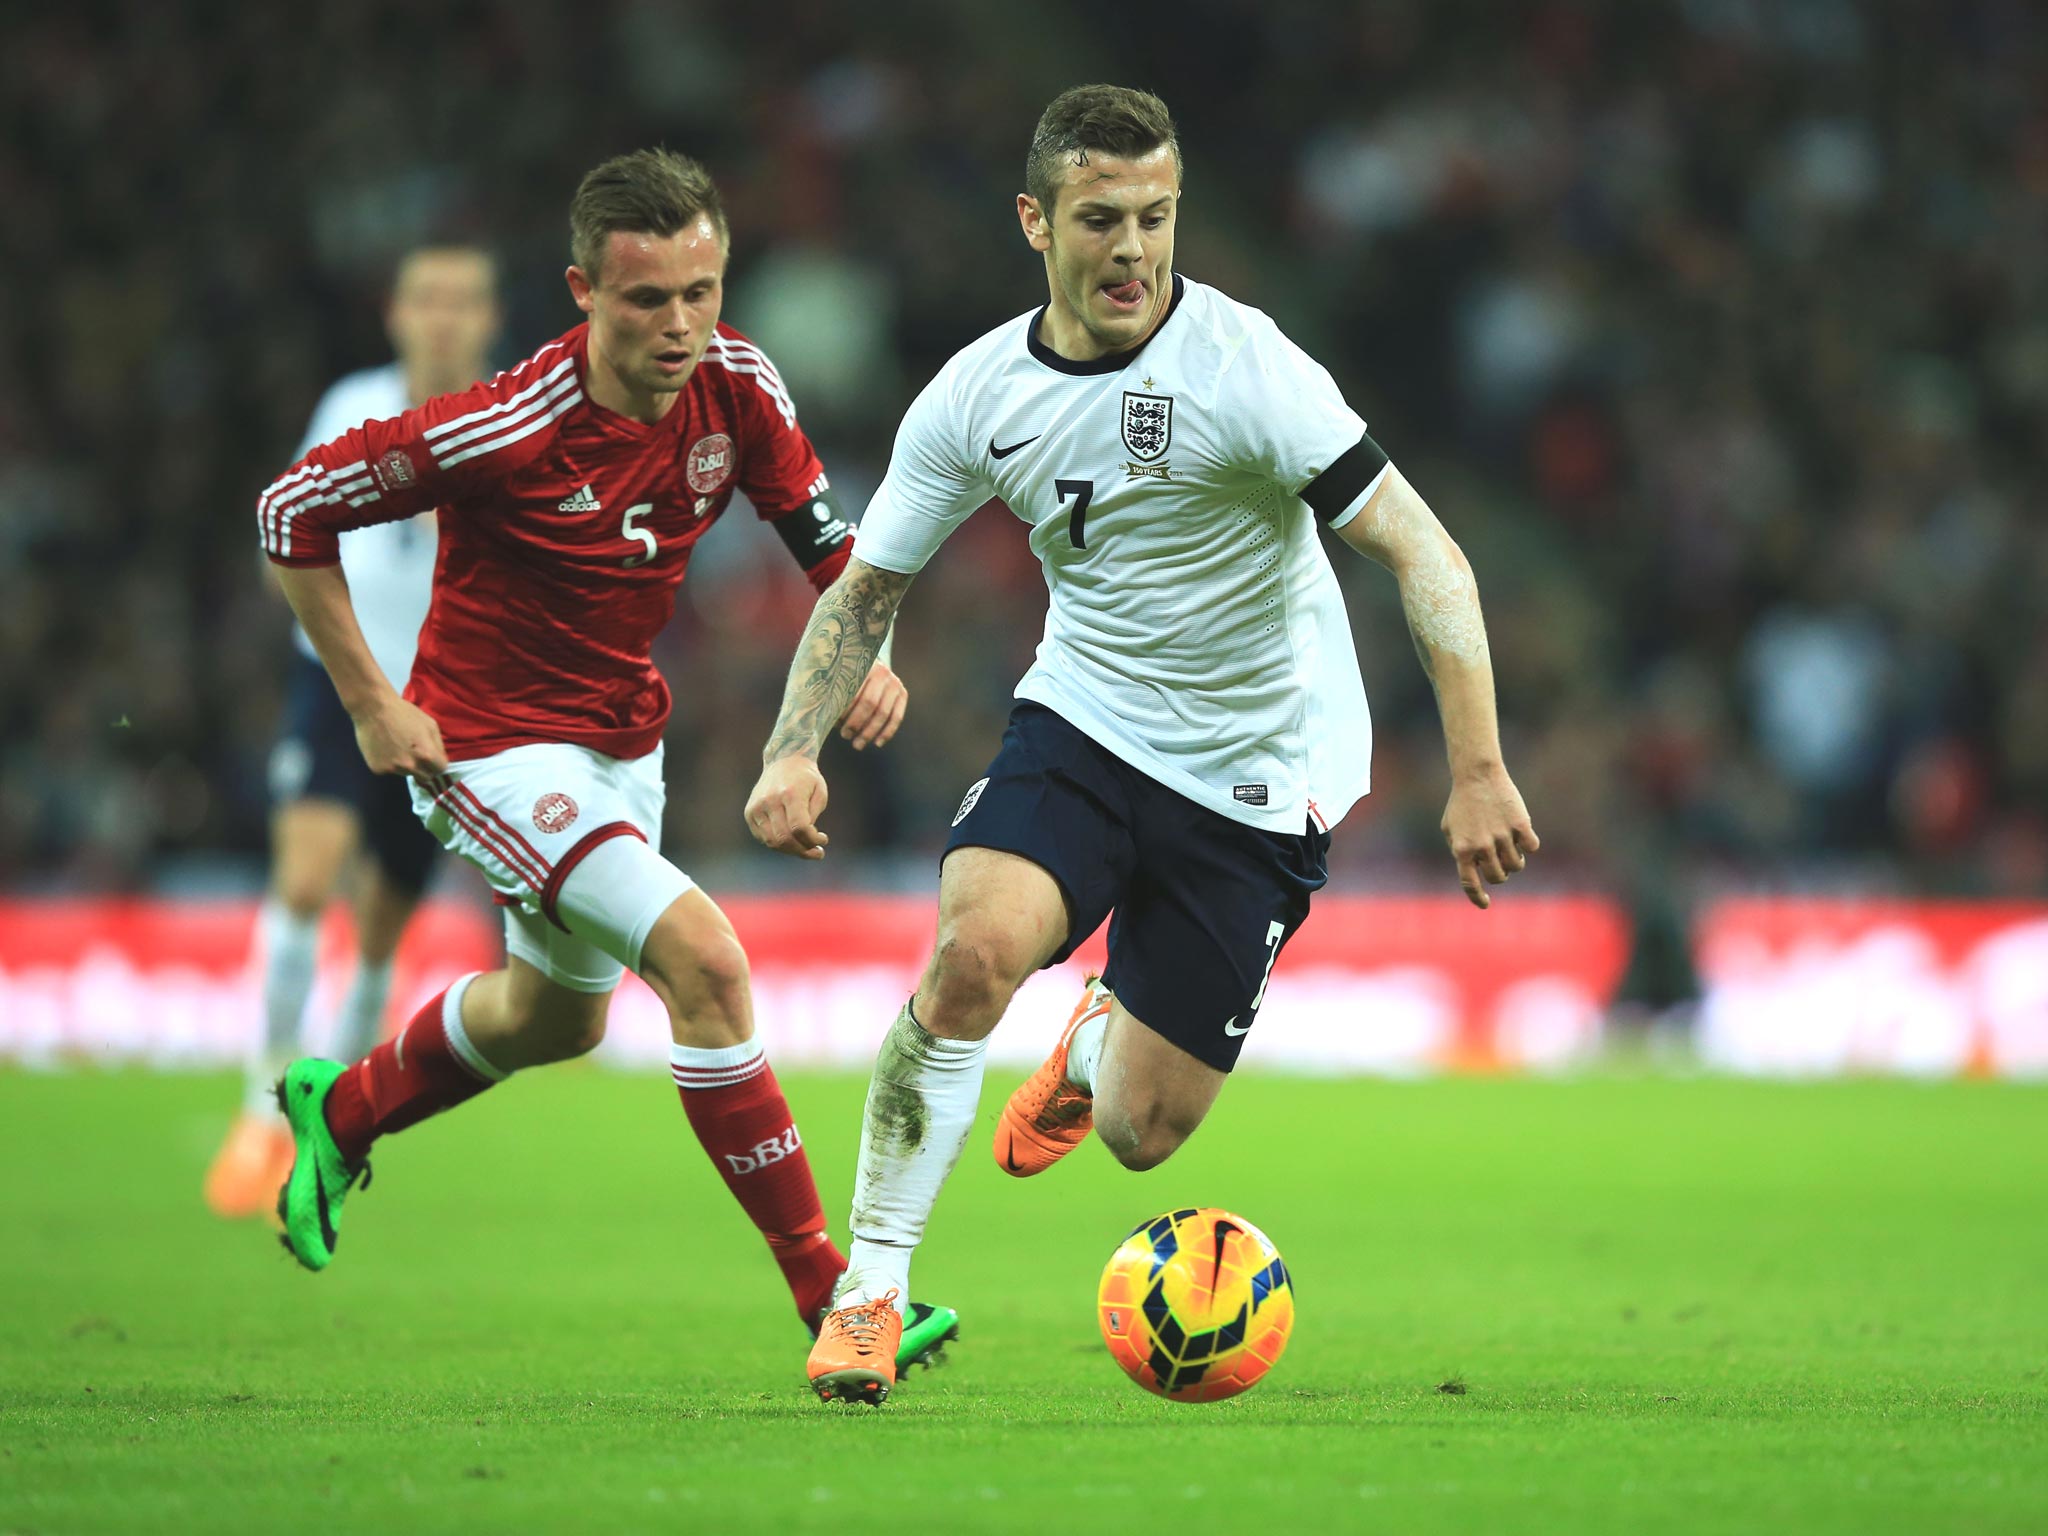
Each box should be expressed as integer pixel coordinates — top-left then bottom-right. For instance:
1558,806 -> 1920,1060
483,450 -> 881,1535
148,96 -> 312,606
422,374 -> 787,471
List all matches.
895,1300 -> 960,1373
810,1297 -> 960,1374
273,1059 -> 372,1272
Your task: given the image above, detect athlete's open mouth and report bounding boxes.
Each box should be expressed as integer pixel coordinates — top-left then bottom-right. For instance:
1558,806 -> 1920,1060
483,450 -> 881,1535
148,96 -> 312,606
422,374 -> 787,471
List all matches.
655,349 -> 692,372
1100,278 -> 1145,311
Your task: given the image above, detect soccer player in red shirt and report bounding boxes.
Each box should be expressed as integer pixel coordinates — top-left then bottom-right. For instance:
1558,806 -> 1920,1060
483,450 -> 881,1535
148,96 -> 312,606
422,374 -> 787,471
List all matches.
254,149 -> 956,1370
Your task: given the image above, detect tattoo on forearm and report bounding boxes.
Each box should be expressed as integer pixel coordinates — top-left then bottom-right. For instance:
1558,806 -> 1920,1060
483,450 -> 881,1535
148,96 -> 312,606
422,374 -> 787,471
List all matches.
765,562 -> 911,761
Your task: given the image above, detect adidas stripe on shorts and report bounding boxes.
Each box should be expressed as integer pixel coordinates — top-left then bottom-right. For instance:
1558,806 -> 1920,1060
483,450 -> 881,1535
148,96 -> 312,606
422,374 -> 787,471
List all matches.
409,741 -> 692,993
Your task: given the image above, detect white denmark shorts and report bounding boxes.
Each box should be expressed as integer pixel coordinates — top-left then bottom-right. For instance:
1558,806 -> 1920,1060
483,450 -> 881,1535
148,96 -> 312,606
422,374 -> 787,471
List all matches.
409,741 -> 694,993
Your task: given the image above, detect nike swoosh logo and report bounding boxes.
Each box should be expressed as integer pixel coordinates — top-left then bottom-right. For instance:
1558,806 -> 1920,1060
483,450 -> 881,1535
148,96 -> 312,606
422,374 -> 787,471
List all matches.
989,435 -> 1041,460
1004,1137 -> 1024,1172
1223,1017 -> 1250,1036
1211,1218 -> 1241,1289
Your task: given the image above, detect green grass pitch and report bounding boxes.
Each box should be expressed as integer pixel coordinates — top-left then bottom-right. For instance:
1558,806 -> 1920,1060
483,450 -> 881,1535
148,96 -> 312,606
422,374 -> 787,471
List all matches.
3,1067 -> 2044,1533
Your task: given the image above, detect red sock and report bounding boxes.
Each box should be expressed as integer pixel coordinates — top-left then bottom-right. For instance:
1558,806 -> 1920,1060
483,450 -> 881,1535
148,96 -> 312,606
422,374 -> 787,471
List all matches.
672,1043 -> 844,1323
323,978 -> 501,1164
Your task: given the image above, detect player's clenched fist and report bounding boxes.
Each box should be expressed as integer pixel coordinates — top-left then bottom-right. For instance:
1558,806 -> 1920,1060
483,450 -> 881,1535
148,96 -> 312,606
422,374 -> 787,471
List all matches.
747,757 -> 832,859
353,696 -> 450,783
838,661 -> 908,752
1441,768 -> 1539,911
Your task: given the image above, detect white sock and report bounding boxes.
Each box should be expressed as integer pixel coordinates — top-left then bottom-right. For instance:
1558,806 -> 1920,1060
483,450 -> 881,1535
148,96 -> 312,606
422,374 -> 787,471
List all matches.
1067,1007 -> 1109,1096
331,958 -> 395,1064
249,899 -> 319,1117
842,999 -> 986,1316
668,1035 -> 766,1088
438,973 -> 505,1082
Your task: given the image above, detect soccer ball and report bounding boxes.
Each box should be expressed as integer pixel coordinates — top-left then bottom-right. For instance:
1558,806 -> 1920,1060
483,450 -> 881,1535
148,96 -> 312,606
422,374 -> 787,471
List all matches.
1097,1207 -> 1294,1402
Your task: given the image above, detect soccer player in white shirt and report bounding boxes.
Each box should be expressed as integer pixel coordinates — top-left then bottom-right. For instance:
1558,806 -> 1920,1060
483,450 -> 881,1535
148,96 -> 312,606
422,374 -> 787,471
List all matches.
205,247 -> 499,1219
747,85 -> 1539,1402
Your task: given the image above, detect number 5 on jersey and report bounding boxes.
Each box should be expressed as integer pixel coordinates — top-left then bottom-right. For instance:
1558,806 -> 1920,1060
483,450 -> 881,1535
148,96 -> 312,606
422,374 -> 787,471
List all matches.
621,502 -> 656,567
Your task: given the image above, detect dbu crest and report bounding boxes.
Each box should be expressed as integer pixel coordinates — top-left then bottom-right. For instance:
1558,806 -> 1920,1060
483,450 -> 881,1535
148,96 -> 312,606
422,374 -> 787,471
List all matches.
532,792 -> 579,835
375,447 -> 418,490
686,433 -> 735,495
1121,391 -> 1173,462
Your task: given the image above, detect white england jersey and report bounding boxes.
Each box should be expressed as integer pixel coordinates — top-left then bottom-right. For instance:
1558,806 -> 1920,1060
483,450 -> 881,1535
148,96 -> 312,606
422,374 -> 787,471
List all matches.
856,276 -> 1390,834
288,364 -> 437,688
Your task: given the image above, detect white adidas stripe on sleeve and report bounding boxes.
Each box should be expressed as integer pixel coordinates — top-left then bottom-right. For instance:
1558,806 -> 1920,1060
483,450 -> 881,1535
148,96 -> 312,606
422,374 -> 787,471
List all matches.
428,369 -> 581,461
423,351 -> 576,445
706,338 -> 797,427
437,389 -> 582,469
261,461 -> 378,557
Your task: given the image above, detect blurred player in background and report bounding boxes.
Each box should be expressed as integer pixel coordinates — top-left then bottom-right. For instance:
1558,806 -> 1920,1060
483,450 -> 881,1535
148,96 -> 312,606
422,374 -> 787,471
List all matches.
252,149 -> 955,1369
749,85 -> 1539,1402
206,246 -> 500,1220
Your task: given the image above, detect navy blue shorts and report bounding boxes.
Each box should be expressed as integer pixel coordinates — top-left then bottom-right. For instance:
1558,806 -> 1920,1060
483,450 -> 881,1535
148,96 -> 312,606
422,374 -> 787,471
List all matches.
267,651 -> 440,899
943,702 -> 1330,1072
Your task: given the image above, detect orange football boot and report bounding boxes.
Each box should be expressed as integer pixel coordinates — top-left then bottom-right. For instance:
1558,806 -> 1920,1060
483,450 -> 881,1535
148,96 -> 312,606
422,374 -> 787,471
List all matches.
994,978 -> 1110,1177
204,1112 -> 296,1220
807,1290 -> 904,1405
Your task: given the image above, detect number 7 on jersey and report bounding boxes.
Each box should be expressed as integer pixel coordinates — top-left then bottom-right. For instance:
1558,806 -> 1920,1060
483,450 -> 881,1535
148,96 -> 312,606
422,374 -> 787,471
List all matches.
1056,479 -> 1094,551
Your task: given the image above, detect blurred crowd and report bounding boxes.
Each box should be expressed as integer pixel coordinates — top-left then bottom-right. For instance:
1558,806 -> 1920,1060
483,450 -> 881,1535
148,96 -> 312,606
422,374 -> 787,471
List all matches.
4,1 -> 2044,990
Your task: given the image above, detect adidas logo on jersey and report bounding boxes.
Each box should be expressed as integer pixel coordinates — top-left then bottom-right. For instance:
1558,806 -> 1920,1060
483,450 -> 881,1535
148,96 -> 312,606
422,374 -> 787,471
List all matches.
558,485 -> 601,512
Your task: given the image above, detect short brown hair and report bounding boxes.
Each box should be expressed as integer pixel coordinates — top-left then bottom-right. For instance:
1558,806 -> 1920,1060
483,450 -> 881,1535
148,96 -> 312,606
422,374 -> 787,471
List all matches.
393,244 -> 498,293
569,148 -> 727,282
1025,85 -> 1181,215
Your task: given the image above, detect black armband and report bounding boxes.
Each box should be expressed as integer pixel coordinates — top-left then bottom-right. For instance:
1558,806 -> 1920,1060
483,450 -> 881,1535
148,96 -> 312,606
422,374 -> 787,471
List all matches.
770,485 -> 855,570
1301,433 -> 1391,524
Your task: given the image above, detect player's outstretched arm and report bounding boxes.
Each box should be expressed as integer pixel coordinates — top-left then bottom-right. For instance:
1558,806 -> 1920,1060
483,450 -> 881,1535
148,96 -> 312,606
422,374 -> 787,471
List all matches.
746,558 -> 915,859
276,563 -> 449,783
1335,467 -> 1538,908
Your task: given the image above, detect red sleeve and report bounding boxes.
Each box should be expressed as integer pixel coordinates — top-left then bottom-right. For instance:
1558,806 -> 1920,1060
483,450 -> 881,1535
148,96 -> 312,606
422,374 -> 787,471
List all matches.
256,332 -> 585,566
710,329 -> 853,592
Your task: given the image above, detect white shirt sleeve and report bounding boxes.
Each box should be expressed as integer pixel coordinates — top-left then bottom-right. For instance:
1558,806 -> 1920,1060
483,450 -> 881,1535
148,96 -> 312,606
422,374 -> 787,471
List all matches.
1218,315 -> 1370,506
294,380 -> 354,460
294,369 -> 404,461
852,367 -> 990,575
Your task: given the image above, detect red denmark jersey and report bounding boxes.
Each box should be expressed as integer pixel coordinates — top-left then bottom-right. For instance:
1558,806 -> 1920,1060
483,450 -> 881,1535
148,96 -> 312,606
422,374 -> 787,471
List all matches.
257,323 -> 851,761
